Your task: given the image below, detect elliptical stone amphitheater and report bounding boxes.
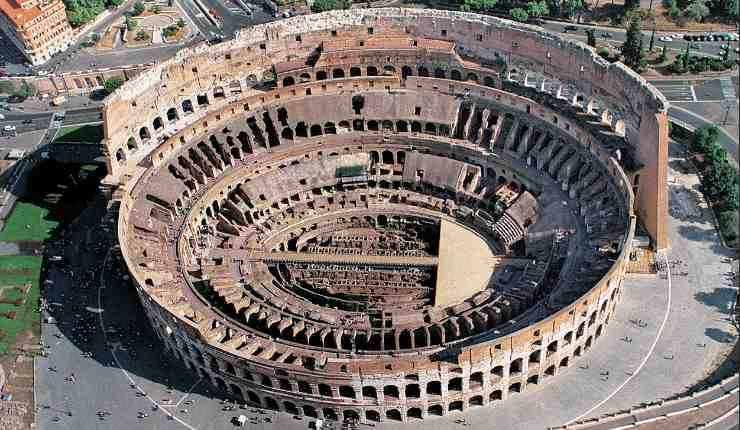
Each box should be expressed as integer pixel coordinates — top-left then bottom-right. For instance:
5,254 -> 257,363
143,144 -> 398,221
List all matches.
103,8 -> 670,424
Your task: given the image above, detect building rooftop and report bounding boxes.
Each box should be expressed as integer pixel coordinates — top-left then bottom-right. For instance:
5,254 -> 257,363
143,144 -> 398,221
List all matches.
0,0 -> 42,27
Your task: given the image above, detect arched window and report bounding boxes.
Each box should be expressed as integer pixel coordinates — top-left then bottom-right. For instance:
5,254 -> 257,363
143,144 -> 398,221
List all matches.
332,68 -> 345,79
282,76 -> 295,87
153,117 -> 164,130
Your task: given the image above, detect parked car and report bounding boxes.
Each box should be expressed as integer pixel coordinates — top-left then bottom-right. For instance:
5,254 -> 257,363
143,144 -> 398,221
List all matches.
659,36 -> 673,42
564,25 -> 578,32
600,32 -> 612,38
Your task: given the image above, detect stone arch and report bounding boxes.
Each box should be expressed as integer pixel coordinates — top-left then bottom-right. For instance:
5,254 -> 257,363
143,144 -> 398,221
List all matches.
139,126 -> 151,140
366,410 -> 380,421
386,409 -> 402,421
166,107 -> 179,121
153,117 -> 164,130
407,407 -> 422,419
303,405 -> 318,417
324,122 -> 337,134
338,120 -> 351,132
448,377 -> 462,391
343,410 -> 360,422
282,76 -> 295,87
418,66 -> 430,77
332,68 -> 345,79
310,124 -> 323,136
469,395 -> 484,406
115,148 -> 126,163
466,72 -> 479,82
411,121 -> 422,133
246,390 -> 260,405
402,65 -> 413,79
405,383 -> 420,398
182,99 -> 194,113
281,127 -> 293,140
450,69 -> 462,80
448,401 -> 464,412
316,70 -> 327,80
484,76 -> 495,87
424,123 -> 437,135
339,385 -> 355,399
367,120 -> 379,131
428,404 -> 443,416
350,66 -> 361,77
383,65 -> 396,75
367,66 -> 378,76
490,390 -> 503,401
434,68 -> 446,78
322,408 -> 338,421
264,397 -> 279,411
229,384 -> 243,400
383,385 -> 399,399
284,401 -> 299,415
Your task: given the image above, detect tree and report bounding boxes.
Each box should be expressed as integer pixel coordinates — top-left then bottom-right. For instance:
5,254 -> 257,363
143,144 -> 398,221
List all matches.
622,15 -> 646,71
684,0 -> 709,21
624,0 -> 639,9
103,77 -> 124,94
107,0 -> 123,6
562,0 -> 584,18
15,81 -> 35,98
461,0 -> 498,12
310,0 -> 350,12
658,44 -> 667,62
151,4 -> 161,13
526,0 -> 549,17
132,1 -> 145,15
586,29 -> 596,47
176,18 -> 186,28
135,29 -> 149,41
510,7 -> 529,21
125,15 -> 137,31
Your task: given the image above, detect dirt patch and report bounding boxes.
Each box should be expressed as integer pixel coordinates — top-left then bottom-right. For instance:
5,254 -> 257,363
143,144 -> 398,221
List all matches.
0,330 -> 36,430
1,311 -> 16,320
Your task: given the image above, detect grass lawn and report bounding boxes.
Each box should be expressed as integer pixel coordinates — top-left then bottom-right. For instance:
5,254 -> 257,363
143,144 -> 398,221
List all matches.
0,255 -> 41,354
0,202 -> 58,242
54,124 -> 104,144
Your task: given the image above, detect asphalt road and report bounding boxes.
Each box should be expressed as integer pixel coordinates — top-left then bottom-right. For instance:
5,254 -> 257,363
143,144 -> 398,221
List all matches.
541,21 -> 738,58
1,107 -> 102,134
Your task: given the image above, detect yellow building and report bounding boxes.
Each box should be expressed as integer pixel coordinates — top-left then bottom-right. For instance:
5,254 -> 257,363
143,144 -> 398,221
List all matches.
0,0 -> 73,65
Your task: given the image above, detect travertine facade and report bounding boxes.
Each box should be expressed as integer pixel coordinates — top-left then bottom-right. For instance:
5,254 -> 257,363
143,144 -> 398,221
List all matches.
0,0 -> 72,65
105,9 -> 668,424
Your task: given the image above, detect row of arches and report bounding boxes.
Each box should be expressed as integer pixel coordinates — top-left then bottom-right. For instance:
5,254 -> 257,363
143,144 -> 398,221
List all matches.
280,64 -> 497,89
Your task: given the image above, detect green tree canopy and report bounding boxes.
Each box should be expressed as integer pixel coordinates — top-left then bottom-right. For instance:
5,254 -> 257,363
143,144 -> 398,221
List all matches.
310,0 -> 350,12
526,0 -> 549,17
684,0 -> 709,21
132,1 -> 145,15
460,0 -> 498,12
622,14 -> 646,71
510,7 -> 529,21
103,77 -> 124,94
562,0 -> 584,17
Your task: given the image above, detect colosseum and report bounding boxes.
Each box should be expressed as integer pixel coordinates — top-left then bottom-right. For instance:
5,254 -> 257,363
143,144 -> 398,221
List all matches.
102,8 -> 670,424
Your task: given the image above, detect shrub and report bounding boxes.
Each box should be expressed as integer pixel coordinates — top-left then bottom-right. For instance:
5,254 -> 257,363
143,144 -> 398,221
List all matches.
132,1 -> 145,15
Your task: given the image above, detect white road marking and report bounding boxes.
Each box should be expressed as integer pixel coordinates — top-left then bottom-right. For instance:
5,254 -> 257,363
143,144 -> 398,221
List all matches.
564,251 -> 673,425
689,85 -> 697,102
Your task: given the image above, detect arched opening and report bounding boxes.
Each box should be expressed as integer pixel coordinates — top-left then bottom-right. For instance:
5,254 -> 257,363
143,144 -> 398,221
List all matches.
367,66 -> 378,76
350,67 -> 361,77
405,384 -> 420,398
484,76 -> 495,87
281,127 -> 294,140
367,120 -> 379,131
426,380 -> 441,396
411,121 -> 422,133
418,66 -> 430,77
424,123 -> 437,135
264,397 -> 279,411
116,148 -> 126,163
182,99 -> 194,113
396,121 -> 408,132
428,404 -> 443,416
316,70 -> 327,80
310,124 -> 323,136
153,117 -> 164,130
490,390 -> 503,401
509,382 -> 522,394
470,372 -> 484,390
139,127 -> 151,140
366,410 -> 380,421
318,383 -> 332,397
434,68 -> 446,79
527,374 -> 539,385
469,395 -> 483,406
332,68 -> 345,79
448,377 -> 462,391
284,402 -> 299,415
510,358 -> 523,375
166,107 -> 179,121
362,386 -> 377,399
386,409 -> 402,421
246,390 -> 260,405
282,76 -> 295,87
448,401 -> 463,412
343,410 -> 360,422
339,386 -> 355,399
383,385 -> 399,399
324,122 -> 336,134
450,70 -> 462,80
303,405 -> 317,417
383,65 -> 396,75
299,72 -> 311,82
322,408 -> 338,421
407,407 -> 422,419
402,66 -> 413,79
